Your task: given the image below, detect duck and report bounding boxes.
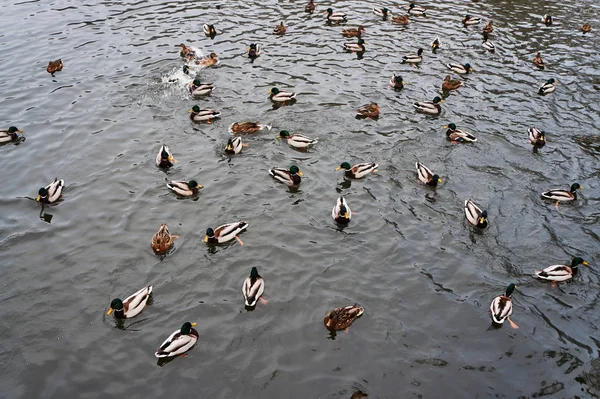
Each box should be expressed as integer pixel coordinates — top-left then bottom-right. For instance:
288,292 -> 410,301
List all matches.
324,8 -> 347,23
528,127 -> 546,147
268,165 -> 303,186
533,52 -> 545,69
225,136 -> 244,154
447,62 -> 472,74
182,65 -> 190,75
356,103 -> 380,118
203,24 -> 217,37
442,75 -> 463,91
277,130 -> 318,150
482,32 -> 495,52
269,87 -> 296,103
176,43 -> 195,58
197,52 -> 218,67
416,162 -> 441,186
156,144 -> 176,169
482,21 -> 493,33
37,178 -> 64,204
248,43 -> 261,60
463,15 -> 481,25
151,224 -> 177,255
242,267 -> 265,307
205,221 -> 248,245
351,391 -> 369,399
541,183 -> 582,204
402,48 -> 423,64
390,75 -> 404,91
274,21 -> 286,35
413,96 -> 443,116
392,15 -> 410,25
538,78 -> 556,95
166,180 -> 202,197
373,7 -> 390,19
343,38 -> 366,53
407,3 -> 426,16
581,23 -> 592,33
305,0 -> 316,13
332,196 -> 352,225
189,105 -> 221,123
490,284 -> 519,328
431,37 -> 441,52
155,322 -> 199,358
336,162 -> 378,179
188,79 -> 214,96
445,123 -> 477,142
0,126 -> 23,144
541,15 -> 552,26
534,257 -> 589,286
106,286 -> 153,319
341,26 -> 365,38
47,59 -> 63,76
229,122 -> 271,134
464,200 -> 488,228
324,304 -> 364,332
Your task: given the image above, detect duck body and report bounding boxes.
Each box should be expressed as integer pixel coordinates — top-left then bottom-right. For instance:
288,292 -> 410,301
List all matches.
581,23 -> 592,33
442,75 -> 463,91
464,200 -> 488,228
337,162 -> 378,179
534,257 -> 588,283
156,144 -> 175,168
445,123 -> 477,142
332,196 -> 352,225
274,22 -> 286,35
324,304 -> 364,331
229,122 -> 271,134
533,52 -> 545,69
242,267 -> 265,307
269,165 -> 303,186
189,106 -> 221,123
416,162 -> 441,186
541,183 -> 582,202
528,127 -> 546,147
373,7 -> 390,19
37,178 -> 64,204
197,52 -> 218,66
269,87 -> 296,103
305,0 -> 316,13
343,39 -> 366,53
151,224 -> 177,255
542,15 -> 552,26
538,78 -> 556,95
341,26 -> 365,38
155,322 -> 199,358
483,21 -> 493,33
392,15 -> 410,24
47,59 -> 63,75
356,103 -> 380,118
463,15 -> 481,25
402,48 -> 423,64
325,8 -> 347,23
189,79 -> 214,96
205,221 -> 248,244
490,284 -> 516,326
390,75 -> 404,90
225,136 -> 244,154
203,24 -> 217,37
413,96 -> 443,115
177,43 -> 195,58
277,130 -> 318,149
447,62 -> 472,74
0,126 -> 23,144
166,180 -> 202,197
431,37 -> 441,52
482,33 -> 495,52
107,286 -> 153,319
248,44 -> 261,60
407,3 -> 426,16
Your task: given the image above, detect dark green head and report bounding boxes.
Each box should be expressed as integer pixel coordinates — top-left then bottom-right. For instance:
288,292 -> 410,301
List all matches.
289,165 -> 300,174
279,130 -> 290,137
161,148 -> 169,160
180,322 -> 196,334
409,3 -> 416,9
505,283 -> 516,297
464,63 -> 472,71
38,187 -> 48,197
188,180 -> 199,189
446,123 -> 457,130
547,78 -> 556,84
250,267 -> 259,278
417,48 -> 423,55
339,204 -> 348,217
394,75 -> 403,82
464,14 -> 471,19
571,257 -> 588,267
8,126 -> 21,133
206,227 -> 215,237
271,87 -> 280,95
192,79 -> 201,86
382,8 -> 389,14
183,65 -> 190,74
209,25 -> 216,33
192,105 -> 200,113
326,7 -> 333,14
357,39 -> 365,45
110,298 -> 124,311
250,43 -> 257,49
339,162 -> 352,170
432,96 -> 442,104
431,174 -> 440,182
570,183 -> 582,192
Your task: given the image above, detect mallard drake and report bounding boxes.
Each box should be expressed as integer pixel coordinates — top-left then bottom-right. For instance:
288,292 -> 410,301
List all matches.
482,32 -> 495,52
538,78 -> 556,95
47,59 -> 63,75
581,23 -> 592,33
341,26 -> 365,38
343,39 -> 366,53
151,224 -> 178,254
189,105 -> 221,123
541,183 -> 582,204
269,87 -> 296,103
356,103 -> 380,118
533,52 -> 545,68
274,21 -> 286,35
464,200 -> 488,228
277,130 -> 318,150
324,304 -> 364,332
106,286 -> 153,319
336,162 -> 378,179
390,75 -> 404,90
248,43 -> 261,60
229,122 -> 271,134
205,221 -> 248,244
188,79 -> 213,96
392,15 -> 410,24
442,75 -> 463,91
197,52 -> 218,66
431,37 -> 441,52
0,126 -> 23,144
407,3 -> 426,16
242,267 -> 265,307
447,62 -> 472,74
490,284 -> 518,328
156,144 -> 176,169
203,24 -> 217,37
305,0 -> 316,13
176,43 -> 195,58
528,127 -> 546,147
182,65 -> 190,75
534,257 -> 589,286
166,180 -> 202,197
445,123 -> 477,142
373,7 -> 390,19
332,196 -> 352,225
155,322 -> 199,358
463,15 -> 481,25
482,21 -> 493,33
225,136 -> 244,154
541,15 -> 552,26
37,178 -> 64,204
413,96 -> 443,115
416,162 -> 441,186
324,8 -> 347,23
269,165 -> 303,186
402,48 -> 423,64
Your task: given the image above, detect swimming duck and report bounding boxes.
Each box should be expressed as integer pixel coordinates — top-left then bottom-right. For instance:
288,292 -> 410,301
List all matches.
269,87 -> 296,103
225,136 -> 244,154
332,196 -> 352,225
482,21 -> 493,33
205,221 -> 248,245
538,78 -> 556,95
534,257 -> 589,286
581,23 -> 592,33
528,127 -> 546,147
373,7 -> 390,19
268,165 -> 303,186
47,59 -> 63,76
343,39 -> 366,53
156,144 -> 176,169
242,267 -> 265,307
390,75 -> 404,90
176,43 -> 195,58
197,52 -> 218,66
0,126 -> 23,144
541,15 -> 552,26
442,75 -> 463,91
203,24 -> 217,37
392,15 -> 410,24
189,105 -> 221,123
188,79 -> 214,96
356,103 -> 380,118
324,8 -> 347,23
464,200 -> 488,228
415,162 -> 441,186
482,32 -> 495,52
248,43 -> 261,60
407,3 -> 426,16
402,48 -> 423,64
336,162 -> 378,179
413,96 -> 443,116
155,322 -> 199,358
447,62 -> 473,74
229,122 -> 271,134
445,123 -> 477,142
541,183 -> 582,205
431,37 -> 441,52
151,224 -> 178,255
305,0 -> 316,13
324,304 -> 364,332
277,130 -> 318,150
490,284 -> 518,328
341,26 -> 365,38
37,178 -> 64,204
463,15 -> 481,25
106,286 -> 153,319
533,52 -> 545,69
274,21 -> 286,35
166,180 -> 202,197
182,65 -> 190,75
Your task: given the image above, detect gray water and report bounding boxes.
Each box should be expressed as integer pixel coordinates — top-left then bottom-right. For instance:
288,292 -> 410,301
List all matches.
1,0 -> 600,397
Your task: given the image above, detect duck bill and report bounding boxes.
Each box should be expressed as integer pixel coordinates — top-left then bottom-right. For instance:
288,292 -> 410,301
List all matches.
583,261 -> 589,266
479,217 -> 486,224
335,166 -> 342,171
443,125 -> 449,128
343,213 -> 349,218
106,308 -> 114,315
188,109 -> 194,113
204,236 -> 209,242
36,195 -> 41,202
191,322 -> 197,326
275,135 -> 281,139
226,145 -> 232,151
297,171 -> 304,176
18,129 -> 23,133
437,179 -> 443,183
